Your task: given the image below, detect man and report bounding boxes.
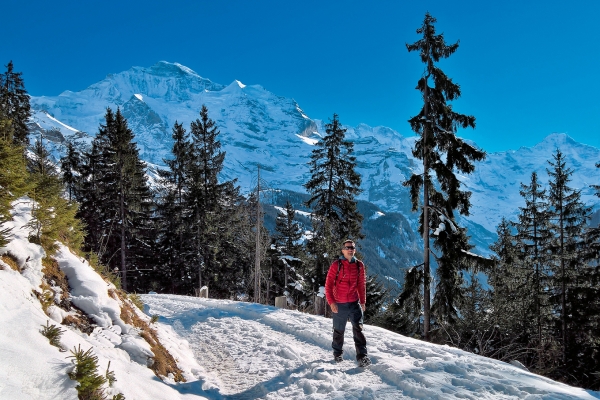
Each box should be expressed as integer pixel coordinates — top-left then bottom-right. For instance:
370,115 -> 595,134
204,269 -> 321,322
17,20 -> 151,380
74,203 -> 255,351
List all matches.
324,239 -> 371,367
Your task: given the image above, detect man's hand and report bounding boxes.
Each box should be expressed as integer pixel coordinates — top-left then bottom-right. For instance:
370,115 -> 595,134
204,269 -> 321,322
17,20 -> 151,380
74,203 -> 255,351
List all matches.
330,303 -> 338,313
361,303 -> 366,312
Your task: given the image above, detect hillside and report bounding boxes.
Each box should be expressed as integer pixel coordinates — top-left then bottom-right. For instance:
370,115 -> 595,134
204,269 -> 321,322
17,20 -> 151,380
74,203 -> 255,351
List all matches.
1,197 -> 599,399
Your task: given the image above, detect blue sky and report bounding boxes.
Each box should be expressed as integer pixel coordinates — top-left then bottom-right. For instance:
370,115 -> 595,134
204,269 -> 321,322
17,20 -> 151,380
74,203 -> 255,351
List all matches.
2,0 -> 600,153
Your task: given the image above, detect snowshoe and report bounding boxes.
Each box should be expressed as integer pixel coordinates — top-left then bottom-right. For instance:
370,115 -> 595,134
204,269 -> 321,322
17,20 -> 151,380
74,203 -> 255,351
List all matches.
334,354 -> 343,363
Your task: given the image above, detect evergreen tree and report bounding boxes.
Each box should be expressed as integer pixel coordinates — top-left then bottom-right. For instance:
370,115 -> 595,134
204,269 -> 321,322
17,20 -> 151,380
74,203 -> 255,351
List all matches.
185,105 -> 245,297
154,121 -> 192,293
76,140 -> 107,258
449,275 -> 495,356
513,171 -> 553,368
304,113 -> 363,290
364,274 -> 388,323
274,200 -> 304,289
488,218 -> 533,362
403,13 -> 486,340
380,266 -> 423,337
77,108 -> 154,292
0,120 -> 30,245
27,136 -> 62,243
546,149 -> 599,376
60,142 -> 81,202
27,135 -> 84,252
593,162 -> 600,198
0,61 -> 31,147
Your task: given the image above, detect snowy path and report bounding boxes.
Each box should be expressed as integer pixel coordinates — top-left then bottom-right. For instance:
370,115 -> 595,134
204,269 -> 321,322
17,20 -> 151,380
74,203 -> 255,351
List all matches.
142,294 -> 600,400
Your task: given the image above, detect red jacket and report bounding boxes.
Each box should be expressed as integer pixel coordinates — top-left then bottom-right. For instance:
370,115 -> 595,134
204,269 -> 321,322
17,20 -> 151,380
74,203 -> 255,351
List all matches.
325,257 -> 366,305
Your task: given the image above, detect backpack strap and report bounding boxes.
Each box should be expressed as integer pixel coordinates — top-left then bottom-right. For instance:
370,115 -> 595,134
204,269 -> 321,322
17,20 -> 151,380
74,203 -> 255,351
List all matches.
334,259 -> 362,287
334,259 -> 343,287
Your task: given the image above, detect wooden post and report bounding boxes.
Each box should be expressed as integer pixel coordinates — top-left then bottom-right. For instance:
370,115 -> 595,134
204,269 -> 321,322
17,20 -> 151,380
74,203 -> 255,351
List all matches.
196,286 -> 208,298
314,295 -> 326,316
275,296 -> 287,309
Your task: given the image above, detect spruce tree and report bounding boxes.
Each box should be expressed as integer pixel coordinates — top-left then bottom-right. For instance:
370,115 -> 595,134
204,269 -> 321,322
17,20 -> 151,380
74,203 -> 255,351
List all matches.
404,13 -> 486,340
513,171 -> 553,368
155,121 -> 192,293
593,162 -> 600,198
380,266 -> 423,337
546,149 -> 598,373
489,218 -> 533,362
78,108 -> 154,291
27,135 -> 84,252
27,136 -> 62,244
76,140 -> 108,258
60,142 -> 81,202
364,274 -> 388,323
0,119 -> 30,245
185,105 -> 244,297
274,200 -> 304,289
0,61 -> 31,147
304,113 -> 363,289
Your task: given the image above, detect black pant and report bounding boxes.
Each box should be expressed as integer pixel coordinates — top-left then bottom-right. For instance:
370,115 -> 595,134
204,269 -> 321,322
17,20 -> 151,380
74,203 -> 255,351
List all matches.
332,301 -> 367,359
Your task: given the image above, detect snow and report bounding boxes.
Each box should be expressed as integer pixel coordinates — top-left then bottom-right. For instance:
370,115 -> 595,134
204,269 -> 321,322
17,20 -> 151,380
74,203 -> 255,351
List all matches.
370,211 -> 385,220
27,61 -> 600,261
42,112 -> 79,132
2,201 -> 599,399
296,134 -> 319,145
274,205 -> 312,218
134,93 -> 144,101
142,294 -> 600,399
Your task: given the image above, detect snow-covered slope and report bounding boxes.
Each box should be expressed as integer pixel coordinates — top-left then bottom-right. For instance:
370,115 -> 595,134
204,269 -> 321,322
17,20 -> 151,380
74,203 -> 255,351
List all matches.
1,198 -> 599,399
1,196 -> 599,399
143,294 -> 600,399
0,198 -> 214,399
28,61 -> 600,254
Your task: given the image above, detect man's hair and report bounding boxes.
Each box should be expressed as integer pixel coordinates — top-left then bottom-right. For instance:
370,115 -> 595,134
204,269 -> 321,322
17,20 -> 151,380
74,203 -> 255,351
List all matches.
341,239 -> 355,248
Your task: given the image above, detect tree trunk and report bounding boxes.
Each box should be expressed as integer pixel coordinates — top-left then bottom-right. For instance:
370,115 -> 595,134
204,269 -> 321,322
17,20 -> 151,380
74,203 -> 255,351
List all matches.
422,81 -> 431,341
120,183 -> 127,292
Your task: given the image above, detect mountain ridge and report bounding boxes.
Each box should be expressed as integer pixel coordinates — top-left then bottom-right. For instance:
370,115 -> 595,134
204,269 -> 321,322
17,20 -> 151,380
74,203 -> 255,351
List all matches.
26,61 -> 600,277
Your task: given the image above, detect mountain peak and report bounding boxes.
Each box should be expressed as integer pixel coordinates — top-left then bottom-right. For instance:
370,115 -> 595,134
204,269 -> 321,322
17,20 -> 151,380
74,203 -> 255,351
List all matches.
533,132 -> 582,152
147,61 -> 200,78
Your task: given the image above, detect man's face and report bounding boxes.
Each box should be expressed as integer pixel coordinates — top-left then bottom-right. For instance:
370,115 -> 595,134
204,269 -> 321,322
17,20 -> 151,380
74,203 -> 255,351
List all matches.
341,242 -> 356,257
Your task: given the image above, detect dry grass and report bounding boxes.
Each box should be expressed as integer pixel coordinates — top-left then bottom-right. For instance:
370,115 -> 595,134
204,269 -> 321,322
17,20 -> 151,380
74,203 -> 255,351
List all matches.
41,257 -> 70,307
1,253 -> 20,271
62,312 -> 95,335
120,299 -> 185,382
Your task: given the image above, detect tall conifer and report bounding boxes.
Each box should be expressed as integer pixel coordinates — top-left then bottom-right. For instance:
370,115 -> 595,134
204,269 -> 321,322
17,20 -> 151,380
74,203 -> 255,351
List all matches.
404,13 -> 486,340
513,171 -> 552,367
546,149 -> 598,370
0,119 -> 29,245
27,135 -> 83,252
274,200 -> 304,289
0,61 -> 31,147
60,142 -> 81,202
77,108 -> 154,291
155,121 -> 192,293
304,113 -> 363,288
185,105 -> 244,297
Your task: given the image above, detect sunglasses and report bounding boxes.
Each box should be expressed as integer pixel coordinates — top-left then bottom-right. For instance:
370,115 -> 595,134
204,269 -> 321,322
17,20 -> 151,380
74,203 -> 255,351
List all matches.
343,246 -> 356,250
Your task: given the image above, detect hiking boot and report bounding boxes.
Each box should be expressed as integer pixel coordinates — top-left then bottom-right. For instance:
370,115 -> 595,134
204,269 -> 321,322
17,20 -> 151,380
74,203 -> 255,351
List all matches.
334,354 -> 343,362
357,355 -> 371,367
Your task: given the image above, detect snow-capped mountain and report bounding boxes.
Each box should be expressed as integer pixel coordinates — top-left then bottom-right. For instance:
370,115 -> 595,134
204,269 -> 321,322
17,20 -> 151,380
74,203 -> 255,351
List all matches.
28,61 -> 600,262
